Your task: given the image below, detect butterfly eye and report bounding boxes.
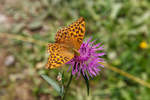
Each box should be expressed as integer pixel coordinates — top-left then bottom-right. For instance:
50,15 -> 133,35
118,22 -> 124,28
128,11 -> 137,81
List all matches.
81,24 -> 84,27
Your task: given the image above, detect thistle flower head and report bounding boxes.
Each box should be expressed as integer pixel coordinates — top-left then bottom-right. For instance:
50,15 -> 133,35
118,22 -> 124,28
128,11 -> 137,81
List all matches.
67,37 -> 105,79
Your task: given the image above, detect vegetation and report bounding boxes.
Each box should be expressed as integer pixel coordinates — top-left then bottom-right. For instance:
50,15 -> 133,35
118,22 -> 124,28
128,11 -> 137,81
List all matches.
0,0 -> 150,100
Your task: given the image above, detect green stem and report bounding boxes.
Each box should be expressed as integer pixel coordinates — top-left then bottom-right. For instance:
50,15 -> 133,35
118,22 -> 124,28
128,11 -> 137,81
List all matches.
62,73 -> 73,100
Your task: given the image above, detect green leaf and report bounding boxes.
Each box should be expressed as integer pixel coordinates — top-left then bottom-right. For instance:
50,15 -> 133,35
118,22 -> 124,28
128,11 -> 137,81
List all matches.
41,74 -> 63,96
60,85 -> 64,96
81,72 -> 90,96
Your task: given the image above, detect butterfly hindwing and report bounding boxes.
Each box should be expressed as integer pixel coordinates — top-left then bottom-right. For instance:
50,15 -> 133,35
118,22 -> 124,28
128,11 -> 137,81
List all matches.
46,43 -> 74,68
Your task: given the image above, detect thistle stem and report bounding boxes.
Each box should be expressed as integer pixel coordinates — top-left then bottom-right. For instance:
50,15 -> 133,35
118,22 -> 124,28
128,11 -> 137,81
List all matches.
62,73 -> 73,100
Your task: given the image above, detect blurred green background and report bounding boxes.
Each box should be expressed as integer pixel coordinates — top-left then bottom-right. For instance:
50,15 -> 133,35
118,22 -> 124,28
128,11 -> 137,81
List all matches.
0,0 -> 150,100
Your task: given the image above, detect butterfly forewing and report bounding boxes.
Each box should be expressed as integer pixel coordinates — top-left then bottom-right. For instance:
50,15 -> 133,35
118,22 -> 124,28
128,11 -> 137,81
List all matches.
55,17 -> 85,50
69,17 -> 85,49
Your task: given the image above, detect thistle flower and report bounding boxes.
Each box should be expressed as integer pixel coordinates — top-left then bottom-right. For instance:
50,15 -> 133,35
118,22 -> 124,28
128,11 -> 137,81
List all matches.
67,37 -> 105,79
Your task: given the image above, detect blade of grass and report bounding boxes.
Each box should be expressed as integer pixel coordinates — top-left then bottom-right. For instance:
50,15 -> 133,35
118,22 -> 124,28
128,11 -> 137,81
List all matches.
0,33 -> 46,46
102,63 -> 150,88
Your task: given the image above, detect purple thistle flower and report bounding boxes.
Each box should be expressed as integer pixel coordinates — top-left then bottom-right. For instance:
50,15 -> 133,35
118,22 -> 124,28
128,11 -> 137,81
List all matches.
67,37 -> 105,79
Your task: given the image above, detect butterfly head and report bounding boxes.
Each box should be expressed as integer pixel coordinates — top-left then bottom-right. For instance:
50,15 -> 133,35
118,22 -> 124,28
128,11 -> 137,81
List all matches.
73,48 -> 80,56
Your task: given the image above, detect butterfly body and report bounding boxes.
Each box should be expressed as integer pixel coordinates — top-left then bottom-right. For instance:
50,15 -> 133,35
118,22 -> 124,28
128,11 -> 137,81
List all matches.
46,17 -> 85,69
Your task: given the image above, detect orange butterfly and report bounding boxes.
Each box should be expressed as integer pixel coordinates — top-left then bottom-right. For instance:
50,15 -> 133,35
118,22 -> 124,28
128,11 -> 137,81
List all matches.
46,17 -> 85,69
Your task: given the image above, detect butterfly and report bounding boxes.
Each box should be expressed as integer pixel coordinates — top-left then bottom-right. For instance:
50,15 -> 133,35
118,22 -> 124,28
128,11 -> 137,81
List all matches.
46,17 -> 85,69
